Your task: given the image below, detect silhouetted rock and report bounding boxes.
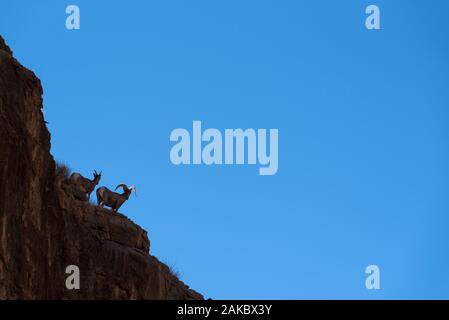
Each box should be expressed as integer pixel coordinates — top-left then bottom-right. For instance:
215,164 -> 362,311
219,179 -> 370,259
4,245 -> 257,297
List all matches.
0,35 -> 202,300
0,37 -> 12,55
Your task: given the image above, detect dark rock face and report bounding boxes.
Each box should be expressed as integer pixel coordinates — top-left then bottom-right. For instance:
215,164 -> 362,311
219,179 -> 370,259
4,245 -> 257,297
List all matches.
0,36 -> 202,300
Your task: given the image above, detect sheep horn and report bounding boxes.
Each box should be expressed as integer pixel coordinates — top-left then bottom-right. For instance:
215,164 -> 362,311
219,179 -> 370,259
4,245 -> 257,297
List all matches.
115,184 -> 128,191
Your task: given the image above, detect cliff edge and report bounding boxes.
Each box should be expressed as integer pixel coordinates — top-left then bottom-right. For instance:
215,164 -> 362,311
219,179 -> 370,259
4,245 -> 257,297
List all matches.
0,36 -> 202,299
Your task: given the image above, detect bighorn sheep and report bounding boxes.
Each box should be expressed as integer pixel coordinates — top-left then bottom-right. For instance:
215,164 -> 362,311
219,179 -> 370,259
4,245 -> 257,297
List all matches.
70,170 -> 102,200
96,183 -> 137,212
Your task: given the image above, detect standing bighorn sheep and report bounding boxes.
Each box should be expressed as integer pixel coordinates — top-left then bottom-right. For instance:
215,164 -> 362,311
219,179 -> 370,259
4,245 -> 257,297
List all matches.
70,170 -> 102,200
96,183 -> 137,212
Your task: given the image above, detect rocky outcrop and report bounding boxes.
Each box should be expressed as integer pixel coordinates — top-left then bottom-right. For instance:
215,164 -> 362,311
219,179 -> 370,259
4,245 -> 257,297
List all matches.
0,36 -> 202,299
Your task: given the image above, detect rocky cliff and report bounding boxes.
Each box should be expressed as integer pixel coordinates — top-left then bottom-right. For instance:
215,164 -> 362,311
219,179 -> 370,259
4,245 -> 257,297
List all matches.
0,36 -> 202,299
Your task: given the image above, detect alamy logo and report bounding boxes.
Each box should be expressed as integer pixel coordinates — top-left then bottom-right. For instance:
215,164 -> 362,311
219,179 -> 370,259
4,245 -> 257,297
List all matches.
170,121 -> 279,175
365,265 -> 381,290
365,5 -> 381,30
65,265 -> 80,290
66,5 -> 80,30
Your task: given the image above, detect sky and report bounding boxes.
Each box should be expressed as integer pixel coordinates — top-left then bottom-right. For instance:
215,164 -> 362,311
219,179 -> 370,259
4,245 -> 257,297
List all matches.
1,0 -> 449,299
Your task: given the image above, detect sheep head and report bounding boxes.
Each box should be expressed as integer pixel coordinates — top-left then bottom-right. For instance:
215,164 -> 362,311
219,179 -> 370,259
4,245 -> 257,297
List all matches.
115,183 -> 137,198
93,170 -> 102,182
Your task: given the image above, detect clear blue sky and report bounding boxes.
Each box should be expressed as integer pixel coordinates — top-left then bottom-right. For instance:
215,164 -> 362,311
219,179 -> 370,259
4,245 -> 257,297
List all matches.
1,0 -> 449,299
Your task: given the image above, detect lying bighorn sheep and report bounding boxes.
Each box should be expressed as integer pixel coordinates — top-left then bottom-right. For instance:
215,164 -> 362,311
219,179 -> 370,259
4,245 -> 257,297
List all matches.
96,183 -> 137,212
70,170 -> 102,200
